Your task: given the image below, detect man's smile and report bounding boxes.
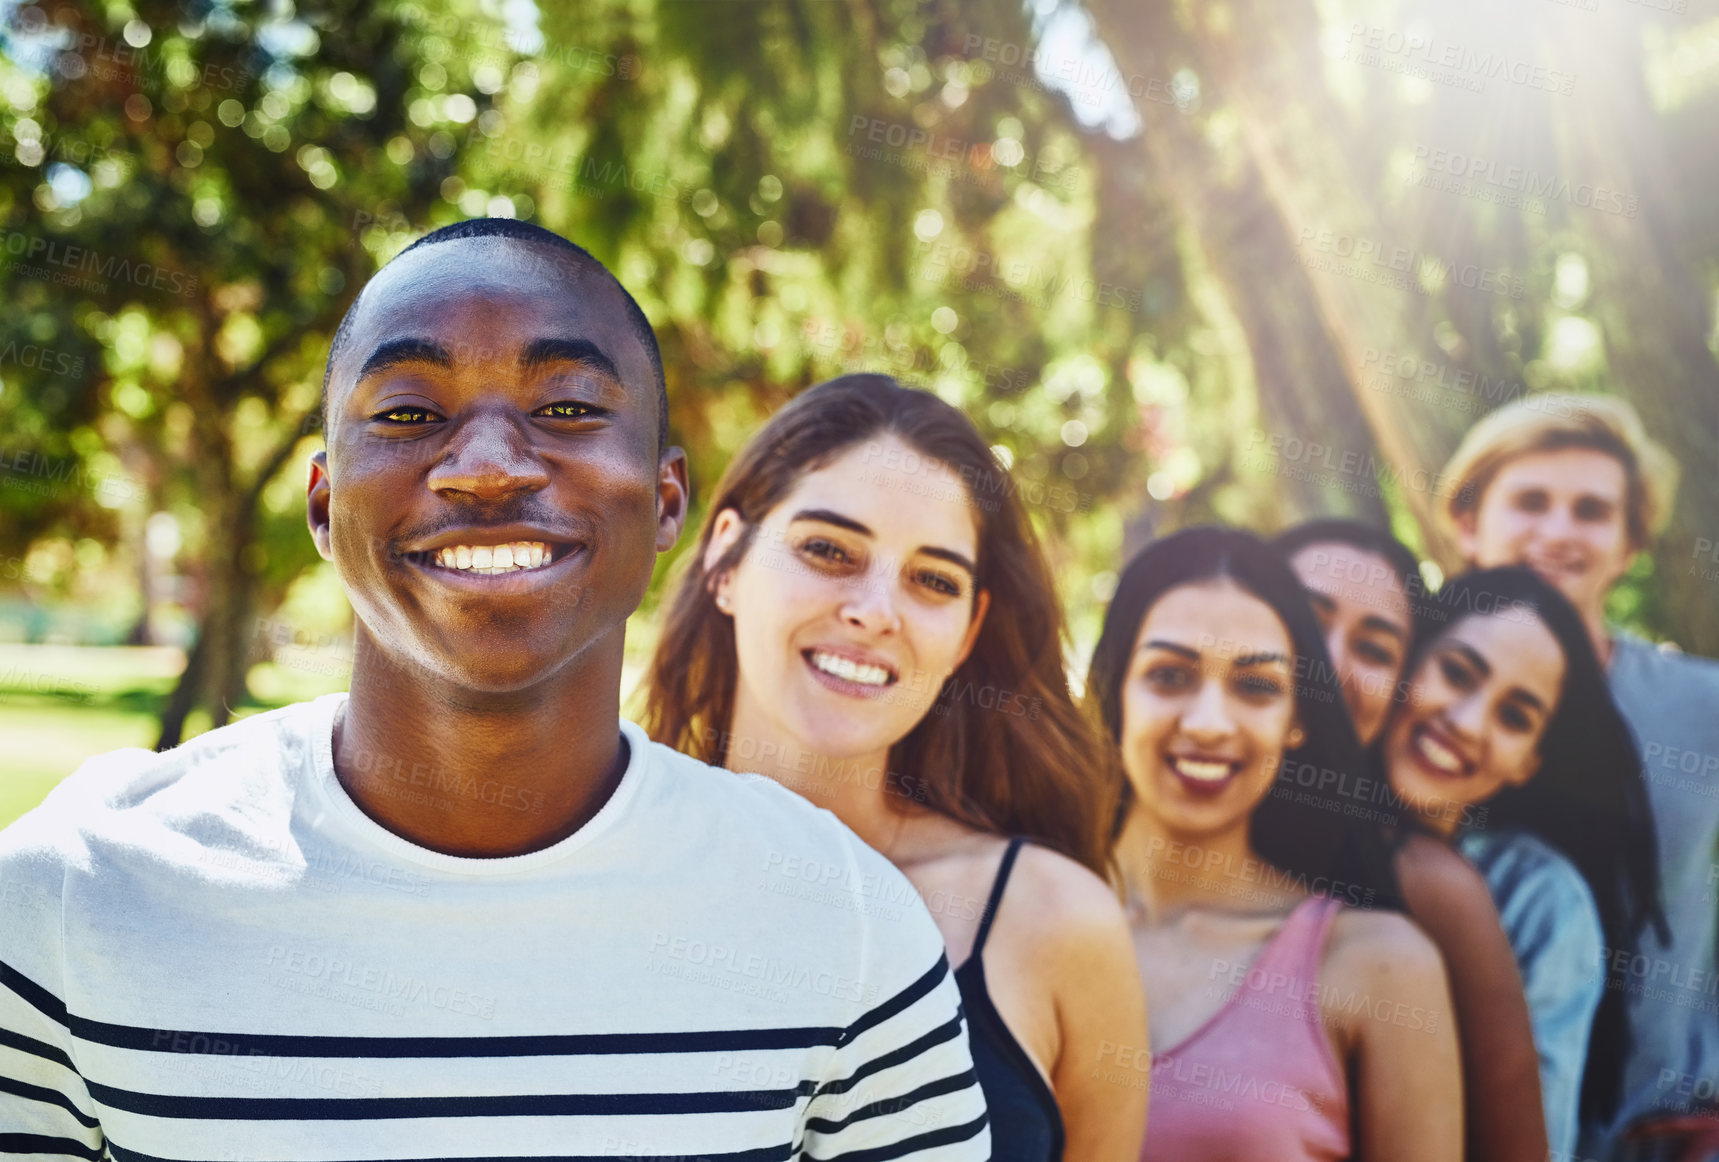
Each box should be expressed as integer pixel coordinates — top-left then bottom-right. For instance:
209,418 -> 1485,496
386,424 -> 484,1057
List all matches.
394,523 -> 589,594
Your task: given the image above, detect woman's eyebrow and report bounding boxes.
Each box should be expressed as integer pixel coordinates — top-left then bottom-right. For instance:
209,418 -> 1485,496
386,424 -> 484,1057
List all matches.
1359,614 -> 1409,641
1233,650 -> 1290,667
917,547 -> 976,577
789,509 -> 871,535
1140,640 -> 1200,660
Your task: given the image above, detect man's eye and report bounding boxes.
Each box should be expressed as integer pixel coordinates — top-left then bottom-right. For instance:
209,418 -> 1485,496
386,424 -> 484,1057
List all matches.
374,407 -> 440,424
536,402 -> 598,420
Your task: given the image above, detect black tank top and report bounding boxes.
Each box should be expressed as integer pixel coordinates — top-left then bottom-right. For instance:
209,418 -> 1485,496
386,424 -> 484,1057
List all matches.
954,837 -> 1066,1161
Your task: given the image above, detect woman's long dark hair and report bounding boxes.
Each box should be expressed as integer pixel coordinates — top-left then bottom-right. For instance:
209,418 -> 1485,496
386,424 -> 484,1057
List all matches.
1391,567 -> 1666,1123
1085,526 -> 1405,911
642,374 -> 1122,876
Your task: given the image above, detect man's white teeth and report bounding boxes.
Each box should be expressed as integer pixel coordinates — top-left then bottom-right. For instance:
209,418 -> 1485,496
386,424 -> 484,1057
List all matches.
810,651 -> 893,686
1172,758 -> 1233,783
435,542 -> 552,574
1415,730 -> 1465,774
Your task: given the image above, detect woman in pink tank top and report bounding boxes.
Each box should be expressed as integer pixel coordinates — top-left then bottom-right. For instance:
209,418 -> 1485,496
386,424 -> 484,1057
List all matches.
1084,529 -> 1463,1162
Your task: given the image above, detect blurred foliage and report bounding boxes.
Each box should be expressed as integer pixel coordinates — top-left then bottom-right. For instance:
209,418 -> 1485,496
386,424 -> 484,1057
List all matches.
1,0 -> 1715,745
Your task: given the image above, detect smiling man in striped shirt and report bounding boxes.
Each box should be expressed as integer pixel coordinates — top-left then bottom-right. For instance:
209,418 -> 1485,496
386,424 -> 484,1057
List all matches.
0,218 -> 990,1161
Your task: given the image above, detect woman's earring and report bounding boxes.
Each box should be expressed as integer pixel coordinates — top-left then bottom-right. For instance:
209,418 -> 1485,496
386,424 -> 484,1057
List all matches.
715,592 -> 733,613
1286,726 -> 1306,749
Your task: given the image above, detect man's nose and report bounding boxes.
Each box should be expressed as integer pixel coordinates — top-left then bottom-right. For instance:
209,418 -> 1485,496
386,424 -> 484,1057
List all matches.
426,410 -> 550,501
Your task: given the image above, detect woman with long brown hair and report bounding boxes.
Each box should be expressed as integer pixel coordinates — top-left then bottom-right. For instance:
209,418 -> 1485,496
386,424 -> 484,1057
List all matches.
644,374 -> 1149,1162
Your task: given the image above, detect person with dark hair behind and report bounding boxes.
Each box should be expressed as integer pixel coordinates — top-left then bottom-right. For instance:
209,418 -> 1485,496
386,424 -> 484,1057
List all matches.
1271,520 -> 1429,747
1085,526 -> 1460,1162
1378,566 -> 1667,1159
644,374 -> 1148,1162
1274,518 -> 1551,1162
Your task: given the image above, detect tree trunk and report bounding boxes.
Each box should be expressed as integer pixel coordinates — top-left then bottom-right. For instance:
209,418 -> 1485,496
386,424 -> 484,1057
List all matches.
1542,7 -> 1719,654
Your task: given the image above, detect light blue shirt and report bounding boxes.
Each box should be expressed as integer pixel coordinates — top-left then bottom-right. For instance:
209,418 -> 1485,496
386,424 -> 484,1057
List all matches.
1459,826 -> 1604,1162
1587,632 -> 1719,1157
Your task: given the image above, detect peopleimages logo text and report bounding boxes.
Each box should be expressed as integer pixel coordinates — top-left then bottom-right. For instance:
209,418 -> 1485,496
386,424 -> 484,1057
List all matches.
0,230 -> 198,295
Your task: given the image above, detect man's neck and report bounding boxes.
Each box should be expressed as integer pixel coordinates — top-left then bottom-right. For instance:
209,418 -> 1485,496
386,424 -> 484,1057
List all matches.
1586,608 -> 1615,670
332,627 -> 630,858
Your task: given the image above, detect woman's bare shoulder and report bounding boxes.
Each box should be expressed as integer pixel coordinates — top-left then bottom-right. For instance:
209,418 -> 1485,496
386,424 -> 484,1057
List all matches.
1325,906 -> 1445,982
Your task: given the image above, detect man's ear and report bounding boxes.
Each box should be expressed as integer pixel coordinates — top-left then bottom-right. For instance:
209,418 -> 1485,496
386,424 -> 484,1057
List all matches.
1454,508 -> 1481,565
952,588 -> 991,670
307,451 -> 333,562
656,447 -> 691,553
703,508 -> 747,607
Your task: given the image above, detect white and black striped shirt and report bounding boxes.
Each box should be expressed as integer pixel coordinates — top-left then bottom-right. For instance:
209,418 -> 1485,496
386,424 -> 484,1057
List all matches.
0,695 -> 989,1160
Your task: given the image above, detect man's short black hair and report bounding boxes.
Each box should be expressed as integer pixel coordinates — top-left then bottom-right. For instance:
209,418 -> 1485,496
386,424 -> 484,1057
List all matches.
319,217 -> 668,451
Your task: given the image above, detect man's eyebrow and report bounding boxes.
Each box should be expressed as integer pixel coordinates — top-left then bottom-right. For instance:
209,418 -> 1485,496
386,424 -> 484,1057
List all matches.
356,338 -> 452,381
1359,614 -> 1409,641
520,338 -> 622,380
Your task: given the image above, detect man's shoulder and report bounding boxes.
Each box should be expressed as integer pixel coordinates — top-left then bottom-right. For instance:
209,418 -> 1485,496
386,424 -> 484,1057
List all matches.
632,735 -> 900,880
629,732 -> 937,954
1612,631 -> 1719,689
0,697 -> 332,872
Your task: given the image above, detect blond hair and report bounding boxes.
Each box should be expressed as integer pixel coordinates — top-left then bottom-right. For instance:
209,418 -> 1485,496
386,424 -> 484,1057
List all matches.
1440,393 -> 1679,551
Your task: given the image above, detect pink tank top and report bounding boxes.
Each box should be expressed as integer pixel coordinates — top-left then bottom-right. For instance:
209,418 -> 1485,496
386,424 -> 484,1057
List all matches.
1142,896 -> 1350,1162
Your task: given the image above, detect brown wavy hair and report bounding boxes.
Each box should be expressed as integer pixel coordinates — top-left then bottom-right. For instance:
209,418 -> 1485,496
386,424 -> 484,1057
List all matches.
642,374 -> 1120,875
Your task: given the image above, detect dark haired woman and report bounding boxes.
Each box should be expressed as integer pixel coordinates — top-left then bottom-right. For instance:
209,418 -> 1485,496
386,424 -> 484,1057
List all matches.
1274,519 -> 1552,1162
1085,526 -> 1460,1161
1379,567 -> 1665,1158
644,375 -> 1149,1162
1271,519 -> 1427,747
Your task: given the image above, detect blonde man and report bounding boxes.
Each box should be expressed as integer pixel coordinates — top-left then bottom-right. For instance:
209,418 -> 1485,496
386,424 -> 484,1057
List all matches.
1441,393 -> 1719,1161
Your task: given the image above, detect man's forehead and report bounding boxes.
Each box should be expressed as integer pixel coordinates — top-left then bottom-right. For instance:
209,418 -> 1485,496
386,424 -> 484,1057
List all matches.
1501,448 -> 1628,495
338,239 -> 646,376
357,241 -> 604,331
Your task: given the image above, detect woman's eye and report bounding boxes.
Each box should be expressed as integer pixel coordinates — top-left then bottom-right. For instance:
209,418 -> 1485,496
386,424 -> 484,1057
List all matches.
1236,673 -> 1285,698
1512,490 -> 1550,513
536,402 -> 597,420
1498,703 -> 1534,733
798,538 -> 854,566
1144,664 -> 1191,692
1355,639 -> 1396,667
374,406 -> 440,424
1437,655 -> 1476,689
914,569 -> 962,597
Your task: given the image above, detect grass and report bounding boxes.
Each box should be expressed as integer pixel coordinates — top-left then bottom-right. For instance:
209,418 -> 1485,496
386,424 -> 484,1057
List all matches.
0,630 -> 660,830
0,644 -> 314,829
